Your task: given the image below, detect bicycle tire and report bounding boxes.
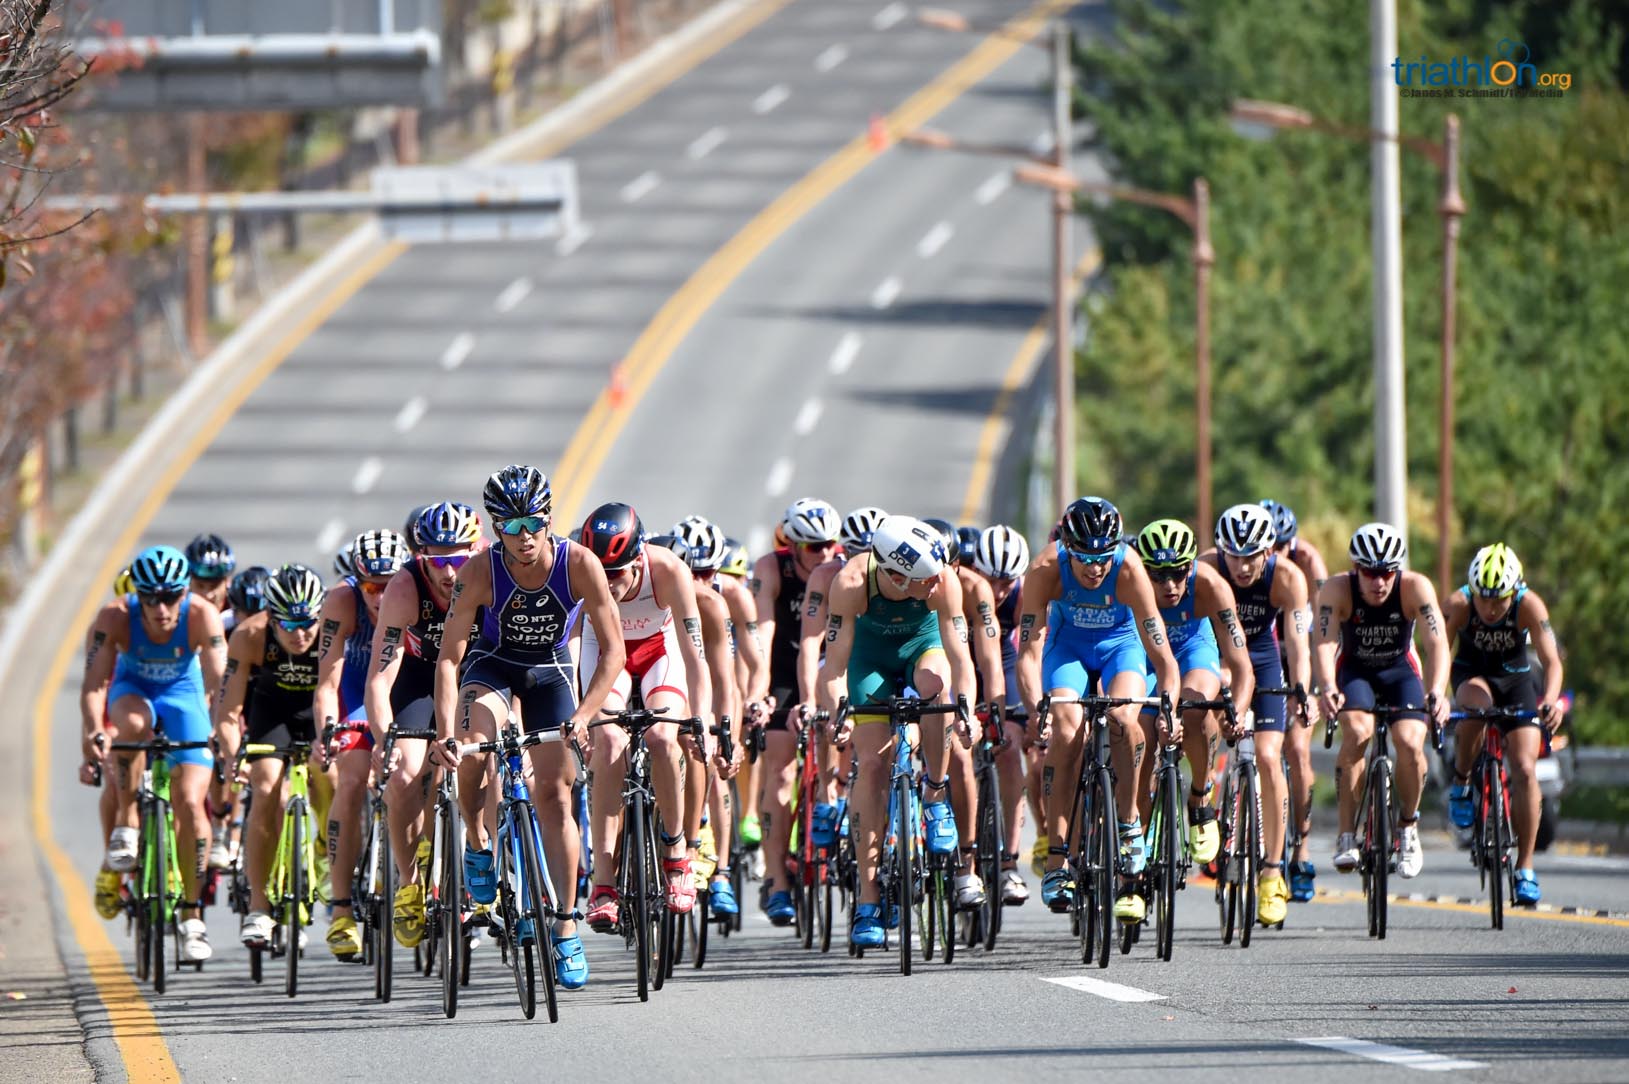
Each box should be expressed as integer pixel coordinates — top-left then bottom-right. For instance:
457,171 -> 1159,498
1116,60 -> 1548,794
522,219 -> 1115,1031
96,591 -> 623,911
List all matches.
1091,768 -> 1115,970
151,798 -> 168,994
1240,766 -> 1259,949
439,794 -> 462,1019
517,808 -> 557,1023
1368,762 -> 1391,940
976,768 -> 1002,953
497,815 -> 536,1020
939,865 -> 956,965
249,944 -> 263,984
820,860 -> 835,953
896,772 -> 914,976
693,889 -> 710,969
922,862 -> 938,963
286,802 -> 304,999
375,813 -> 394,1002
630,797 -> 655,1001
1216,771 -> 1238,945
1157,763 -> 1180,962
649,815 -> 670,992
1487,759 -> 1505,931
798,791 -> 816,951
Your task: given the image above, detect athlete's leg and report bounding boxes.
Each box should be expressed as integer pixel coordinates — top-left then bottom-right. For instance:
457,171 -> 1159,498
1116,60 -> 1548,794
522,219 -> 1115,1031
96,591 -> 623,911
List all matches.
245,756 -> 287,914
386,736 -> 432,884
1505,725 -> 1543,869
170,762 -> 213,917
328,747 -> 370,922
526,739 -> 581,938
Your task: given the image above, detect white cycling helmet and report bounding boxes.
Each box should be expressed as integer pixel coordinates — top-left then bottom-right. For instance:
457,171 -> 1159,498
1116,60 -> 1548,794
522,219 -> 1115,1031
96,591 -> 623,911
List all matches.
673,517 -> 729,572
1349,522 -> 1407,571
974,524 -> 1030,580
782,497 -> 840,544
1215,503 -> 1277,557
871,515 -> 946,582
840,506 -> 888,553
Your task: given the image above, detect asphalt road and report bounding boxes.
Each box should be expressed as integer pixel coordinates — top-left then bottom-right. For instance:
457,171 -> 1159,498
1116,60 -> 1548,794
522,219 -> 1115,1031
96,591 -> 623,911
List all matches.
14,0 -> 1629,1081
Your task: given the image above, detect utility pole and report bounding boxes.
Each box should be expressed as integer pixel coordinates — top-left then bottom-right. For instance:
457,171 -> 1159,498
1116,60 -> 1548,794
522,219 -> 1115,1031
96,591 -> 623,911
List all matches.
1050,20 -> 1075,516
1370,0 -> 1408,541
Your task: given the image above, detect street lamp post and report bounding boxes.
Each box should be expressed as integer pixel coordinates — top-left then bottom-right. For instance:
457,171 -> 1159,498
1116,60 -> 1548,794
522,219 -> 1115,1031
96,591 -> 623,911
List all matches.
1229,99 -> 1464,592
1015,163 -> 1215,531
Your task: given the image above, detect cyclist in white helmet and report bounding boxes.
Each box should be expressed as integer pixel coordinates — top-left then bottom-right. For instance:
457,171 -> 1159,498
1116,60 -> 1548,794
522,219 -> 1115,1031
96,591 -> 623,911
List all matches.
1312,523 -> 1450,881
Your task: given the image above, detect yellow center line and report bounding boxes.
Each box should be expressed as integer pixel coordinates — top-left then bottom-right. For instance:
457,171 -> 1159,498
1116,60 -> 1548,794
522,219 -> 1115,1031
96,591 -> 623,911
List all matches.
957,248 -> 1103,524
550,0 -> 1078,528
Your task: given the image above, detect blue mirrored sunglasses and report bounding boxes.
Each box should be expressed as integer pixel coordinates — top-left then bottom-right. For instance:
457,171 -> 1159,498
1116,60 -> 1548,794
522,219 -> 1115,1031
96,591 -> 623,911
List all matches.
276,617 -> 317,632
1067,549 -> 1115,567
497,515 -> 547,536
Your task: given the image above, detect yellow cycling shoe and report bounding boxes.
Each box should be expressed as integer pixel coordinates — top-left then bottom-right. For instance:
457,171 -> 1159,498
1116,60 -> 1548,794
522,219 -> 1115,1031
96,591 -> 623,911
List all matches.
1113,889 -> 1146,924
1187,808 -> 1220,866
327,915 -> 363,958
94,869 -> 122,920
416,837 -> 432,881
1031,834 -> 1050,878
393,883 -> 426,948
1257,873 -> 1289,927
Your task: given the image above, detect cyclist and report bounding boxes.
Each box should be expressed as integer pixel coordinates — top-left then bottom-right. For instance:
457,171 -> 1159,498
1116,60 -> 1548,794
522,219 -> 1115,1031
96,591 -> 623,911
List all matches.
753,497 -> 843,926
81,544 -> 227,962
1443,543 -> 1564,904
925,517 -> 1004,909
1199,503 -> 1312,920
313,528 -> 411,958
1260,498 -> 1328,902
88,567 -> 136,919
1136,521 -> 1264,910
364,501 -> 482,948
794,507 -> 886,858
1312,523 -> 1451,879
433,465 -> 625,991
658,525 -> 746,913
213,564 -> 326,946
1016,497 -> 1180,925
716,537 -> 762,849
817,515 -> 976,948
971,524 -> 1034,905
578,502 -> 712,924
207,566 -> 273,870
185,533 -> 236,626
332,546 -> 358,584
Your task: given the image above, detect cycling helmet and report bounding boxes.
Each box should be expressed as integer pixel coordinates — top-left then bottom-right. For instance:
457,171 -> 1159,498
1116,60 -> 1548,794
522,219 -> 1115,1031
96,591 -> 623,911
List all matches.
130,545 -> 190,594
482,464 -> 552,521
1349,522 -> 1407,572
581,502 -> 644,570
415,501 -> 481,548
974,525 -> 1030,580
1215,503 -> 1277,557
1136,519 -> 1198,569
332,545 -> 358,582
402,504 -> 433,553
922,518 -> 959,565
1468,543 -> 1523,599
646,533 -> 693,569
227,565 -> 272,616
1260,499 -> 1298,545
721,537 -> 750,578
1058,497 -> 1122,555
782,498 -> 840,544
185,533 -> 235,579
673,517 -> 728,572
112,566 -> 136,598
264,563 -> 326,622
840,507 -> 888,554
955,526 -> 981,568
351,529 -> 411,579
871,515 -> 947,582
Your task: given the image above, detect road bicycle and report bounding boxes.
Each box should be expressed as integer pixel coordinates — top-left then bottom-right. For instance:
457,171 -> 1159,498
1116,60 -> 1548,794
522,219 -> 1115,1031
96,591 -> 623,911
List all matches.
1451,707 -> 1540,930
237,730 -> 324,997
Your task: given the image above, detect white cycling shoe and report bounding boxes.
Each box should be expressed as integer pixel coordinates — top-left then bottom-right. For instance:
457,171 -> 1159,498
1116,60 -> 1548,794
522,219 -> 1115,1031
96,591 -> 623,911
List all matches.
1332,832 -> 1361,873
240,912 -> 274,946
180,918 -> 212,962
106,827 -> 139,873
954,874 -> 986,910
1397,823 -> 1424,879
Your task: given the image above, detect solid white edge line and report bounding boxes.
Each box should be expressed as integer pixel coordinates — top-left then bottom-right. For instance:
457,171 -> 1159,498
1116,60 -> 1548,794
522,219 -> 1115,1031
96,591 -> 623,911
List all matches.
1296,1037 -> 1486,1072
1040,975 -> 1167,1003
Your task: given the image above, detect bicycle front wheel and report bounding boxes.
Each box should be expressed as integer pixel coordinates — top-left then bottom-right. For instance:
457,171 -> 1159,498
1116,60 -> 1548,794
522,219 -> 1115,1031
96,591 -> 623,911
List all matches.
1367,763 -> 1391,940
1216,771 -> 1238,945
978,775 -> 1003,953
629,797 -> 657,1001
286,802 -> 305,999
895,773 -> 915,977
518,809 -> 558,1022
1487,761 -> 1505,931
1240,767 -> 1259,949
1091,769 -> 1116,969
150,799 -> 169,993
439,795 -> 463,1019
1156,767 -> 1181,962
374,814 -> 394,1002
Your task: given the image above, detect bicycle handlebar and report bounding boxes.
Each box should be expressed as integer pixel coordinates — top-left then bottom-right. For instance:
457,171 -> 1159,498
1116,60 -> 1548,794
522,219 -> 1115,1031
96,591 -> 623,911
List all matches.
1449,708 -> 1540,721
110,739 -> 212,752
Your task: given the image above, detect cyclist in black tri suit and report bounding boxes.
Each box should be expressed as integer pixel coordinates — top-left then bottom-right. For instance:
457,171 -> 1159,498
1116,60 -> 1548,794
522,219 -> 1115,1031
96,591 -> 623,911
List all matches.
970,524 -> 1034,905
1312,523 -> 1450,881
1442,543 -> 1564,905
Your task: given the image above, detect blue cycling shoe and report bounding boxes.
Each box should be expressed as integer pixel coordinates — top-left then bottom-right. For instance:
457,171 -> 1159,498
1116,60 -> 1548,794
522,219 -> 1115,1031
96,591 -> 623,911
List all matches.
924,800 -> 959,855
552,934 -> 589,990
1447,782 -> 1475,830
709,877 -> 740,916
766,890 -> 796,927
1041,868 -> 1074,913
463,847 -> 497,905
1119,821 -> 1147,877
1514,869 -> 1541,906
1289,861 -> 1317,903
851,904 -> 886,948
811,803 -> 839,848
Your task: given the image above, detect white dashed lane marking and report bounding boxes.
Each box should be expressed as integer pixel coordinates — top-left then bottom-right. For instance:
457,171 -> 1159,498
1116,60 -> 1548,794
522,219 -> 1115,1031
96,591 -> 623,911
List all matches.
828,332 -> 861,374
752,84 -> 790,115
440,331 -> 475,370
493,278 -> 533,313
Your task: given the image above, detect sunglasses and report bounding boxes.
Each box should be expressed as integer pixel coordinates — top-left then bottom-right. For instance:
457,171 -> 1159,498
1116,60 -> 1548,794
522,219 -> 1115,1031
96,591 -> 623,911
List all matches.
192,564 -> 232,579
1148,564 -> 1191,584
1067,549 -> 1115,567
359,578 -> 390,595
1358,566 -> 1399,580
276,617 -> 318,632
138,589 -> 185,605
421,553 -> 472,570
498,515 -> 547,536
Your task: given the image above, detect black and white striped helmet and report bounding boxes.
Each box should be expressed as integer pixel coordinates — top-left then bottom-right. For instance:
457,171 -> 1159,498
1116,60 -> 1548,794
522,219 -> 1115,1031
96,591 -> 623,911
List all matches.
351,529 -> 411,579
265,563 -> 327,622
782,497 -> 840,544
974,525 -> 1030,579
840,506 -> 888,553
1349,522 -> 1407,572
1215,503 -> 1277,557
673,517 -> 728,572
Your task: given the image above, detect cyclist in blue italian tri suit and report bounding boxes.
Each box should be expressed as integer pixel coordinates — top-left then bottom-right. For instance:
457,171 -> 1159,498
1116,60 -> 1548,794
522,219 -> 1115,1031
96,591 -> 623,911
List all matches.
80,544 -> 228,962
313,528 -> 411,958
433,465 -> 627,990
1016,497 -> 1180,926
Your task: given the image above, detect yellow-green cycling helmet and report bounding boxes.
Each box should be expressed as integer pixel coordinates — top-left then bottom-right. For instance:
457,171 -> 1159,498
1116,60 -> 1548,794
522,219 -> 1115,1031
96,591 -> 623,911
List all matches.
112,566 -> 136,598
1135,519 -> 1197,569
1468,543 -> 1522,598
720,537 -> 750,578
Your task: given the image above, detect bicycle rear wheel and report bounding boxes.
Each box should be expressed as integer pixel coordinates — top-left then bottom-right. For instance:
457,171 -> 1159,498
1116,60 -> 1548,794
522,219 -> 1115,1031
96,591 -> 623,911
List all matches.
439,795 -> 463,1019
1156,767 -> 1180,962
1240,767 -> 1259,949
1216,771 -> 1238,945
819,857 -> 835,953
629,797 -> 660,1000
1487,760 -> 1505,930
286,803 -> 305,999
1090,769 -> 1115,969
150,801 -> 169,994
1367,763 -> 1391,940
895,773 -> 915,977
374,815 -> 394,1002
935,864 -> 956,965
517,810 -> 557,1023
976,770 -> 1003,953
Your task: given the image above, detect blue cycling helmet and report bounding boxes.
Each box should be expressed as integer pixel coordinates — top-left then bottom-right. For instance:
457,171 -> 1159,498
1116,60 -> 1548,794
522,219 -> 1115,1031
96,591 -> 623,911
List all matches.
414,501 -> 482,547
185,533 -> 235,579
1260,499 -> 1298,545
130,545 -> 191,594
227,566 -> 272,616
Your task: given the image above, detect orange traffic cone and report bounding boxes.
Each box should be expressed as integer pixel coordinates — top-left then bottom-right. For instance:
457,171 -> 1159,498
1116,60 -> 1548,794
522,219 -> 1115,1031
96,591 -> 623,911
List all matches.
868,113 -> 889,152
608,364 -> 628,408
